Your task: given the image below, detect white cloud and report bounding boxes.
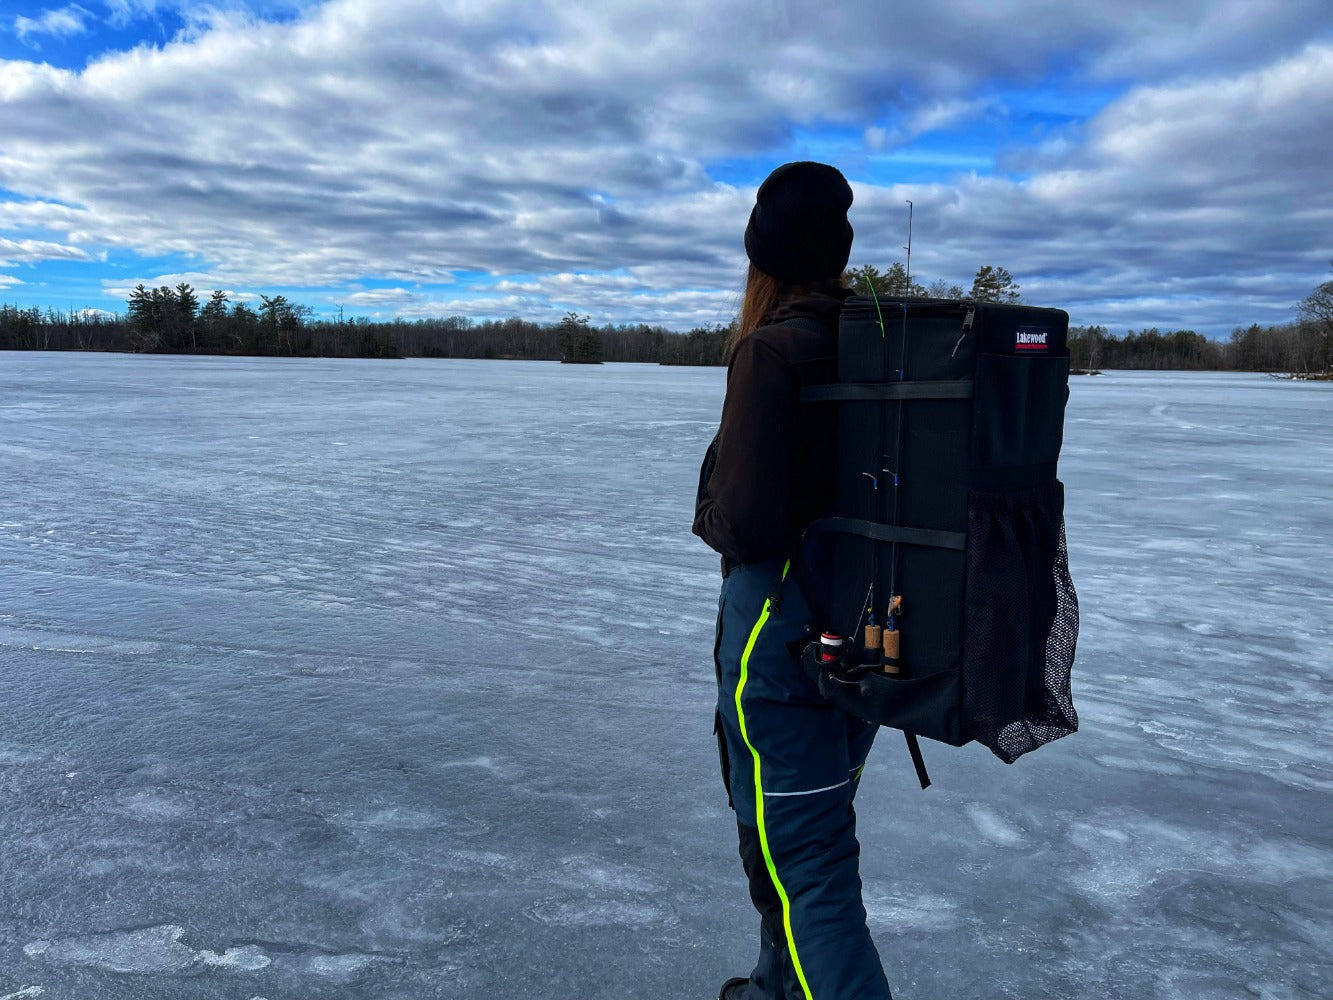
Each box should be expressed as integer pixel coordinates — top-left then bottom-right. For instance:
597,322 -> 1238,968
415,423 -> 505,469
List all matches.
343,288 -> 421,306
0,199 -> 92,230
0,274 -> 24,288
906,98 -> 993,136
866,98 -> 996,150
0,236 -> 94,265
13,4 -> 92,42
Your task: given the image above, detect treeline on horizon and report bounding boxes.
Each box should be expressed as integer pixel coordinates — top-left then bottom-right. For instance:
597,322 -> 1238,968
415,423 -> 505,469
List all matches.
1066,323 -> 1326,374
0,287 -> 727,365
1,262 -> 1329,373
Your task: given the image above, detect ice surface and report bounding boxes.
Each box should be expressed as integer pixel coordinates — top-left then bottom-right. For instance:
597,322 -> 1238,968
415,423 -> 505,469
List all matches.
0,354 -> 1329,999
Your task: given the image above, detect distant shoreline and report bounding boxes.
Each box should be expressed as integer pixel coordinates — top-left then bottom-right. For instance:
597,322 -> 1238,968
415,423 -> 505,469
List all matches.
6,347 -> 1329,380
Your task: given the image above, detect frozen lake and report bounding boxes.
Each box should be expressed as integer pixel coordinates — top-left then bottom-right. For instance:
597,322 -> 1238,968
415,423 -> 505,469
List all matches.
1,353 -> 1330,1000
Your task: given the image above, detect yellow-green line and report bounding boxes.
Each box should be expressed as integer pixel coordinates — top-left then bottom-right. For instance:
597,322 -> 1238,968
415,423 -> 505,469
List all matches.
733,561 -> 813,999
867,280 -> 886,338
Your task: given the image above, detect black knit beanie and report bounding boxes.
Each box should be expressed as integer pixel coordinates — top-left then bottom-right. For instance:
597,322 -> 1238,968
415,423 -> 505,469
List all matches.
744,161 -> 854,284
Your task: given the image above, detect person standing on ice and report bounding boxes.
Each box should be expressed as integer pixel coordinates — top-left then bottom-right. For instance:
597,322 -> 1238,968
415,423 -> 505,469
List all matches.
694,161 -> 893,1000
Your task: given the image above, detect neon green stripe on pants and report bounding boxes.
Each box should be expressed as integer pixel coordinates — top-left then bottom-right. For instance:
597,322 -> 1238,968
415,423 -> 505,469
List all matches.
732,560 -> 814,999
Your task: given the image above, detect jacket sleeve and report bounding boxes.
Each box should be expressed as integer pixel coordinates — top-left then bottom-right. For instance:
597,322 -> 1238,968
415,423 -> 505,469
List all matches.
692,335 -> 795,563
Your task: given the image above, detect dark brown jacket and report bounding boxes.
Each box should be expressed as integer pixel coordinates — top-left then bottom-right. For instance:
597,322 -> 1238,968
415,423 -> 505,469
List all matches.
692,286 -> 849,564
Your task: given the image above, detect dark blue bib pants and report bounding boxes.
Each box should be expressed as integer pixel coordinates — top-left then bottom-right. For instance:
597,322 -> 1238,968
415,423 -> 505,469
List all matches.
714,559 -> 893,1000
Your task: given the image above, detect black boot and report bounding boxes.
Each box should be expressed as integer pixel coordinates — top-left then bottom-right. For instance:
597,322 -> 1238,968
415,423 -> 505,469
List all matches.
718,977 -> 749,1000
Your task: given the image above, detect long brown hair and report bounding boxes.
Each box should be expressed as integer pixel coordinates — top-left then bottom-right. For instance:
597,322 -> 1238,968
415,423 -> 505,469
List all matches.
728,264 -> 851,358
730,264 -> 800,358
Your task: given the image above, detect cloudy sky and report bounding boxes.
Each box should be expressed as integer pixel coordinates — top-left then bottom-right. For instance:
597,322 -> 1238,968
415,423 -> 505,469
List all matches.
1,0 -> 1330,335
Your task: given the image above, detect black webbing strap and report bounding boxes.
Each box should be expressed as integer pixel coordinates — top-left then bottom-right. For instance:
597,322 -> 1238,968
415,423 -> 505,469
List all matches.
806,516 -> 967,552
801,380 -> 973,403
905,732 -> 931,790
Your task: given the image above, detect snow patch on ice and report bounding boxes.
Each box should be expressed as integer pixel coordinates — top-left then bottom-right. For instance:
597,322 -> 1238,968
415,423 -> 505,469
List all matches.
334,806 -> 444,830
862,891 -> 960,933
0,626 -> 160,656
113,789 -> 194,819
555,854 -> 659,893
526,895 -> 676,928
437,755 -> 503,772
306,952 -> 378,978
200,944 -> 271,971
965,804 -> 1024,846
23,925 -> 270,975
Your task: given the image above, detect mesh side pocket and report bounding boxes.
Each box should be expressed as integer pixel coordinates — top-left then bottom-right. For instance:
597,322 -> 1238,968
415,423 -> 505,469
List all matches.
963,480 -> 1078,763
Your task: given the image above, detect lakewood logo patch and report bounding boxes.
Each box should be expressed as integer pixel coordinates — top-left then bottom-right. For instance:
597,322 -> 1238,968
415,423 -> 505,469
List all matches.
1015,328 -> 1051,352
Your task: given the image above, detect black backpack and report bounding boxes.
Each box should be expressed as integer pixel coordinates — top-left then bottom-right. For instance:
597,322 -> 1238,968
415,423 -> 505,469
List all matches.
790,296 -> 1079,787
